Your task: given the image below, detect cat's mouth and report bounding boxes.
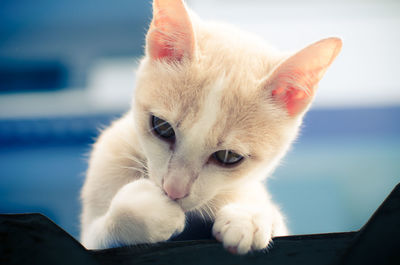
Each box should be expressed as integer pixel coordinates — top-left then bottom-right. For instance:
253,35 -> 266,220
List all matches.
176,195 -> 210,214
173,197 -> 191,212
157,182 -> 196,212
150,171 -> 205,212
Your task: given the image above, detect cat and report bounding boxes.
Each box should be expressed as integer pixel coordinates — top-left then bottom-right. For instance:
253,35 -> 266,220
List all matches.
80,0 -> 342,255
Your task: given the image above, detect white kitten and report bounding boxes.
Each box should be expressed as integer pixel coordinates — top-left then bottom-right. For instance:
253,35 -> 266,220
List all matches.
80,0 -> 342,254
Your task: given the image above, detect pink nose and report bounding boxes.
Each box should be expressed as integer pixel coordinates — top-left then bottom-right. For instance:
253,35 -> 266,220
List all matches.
163,181 -> 188,200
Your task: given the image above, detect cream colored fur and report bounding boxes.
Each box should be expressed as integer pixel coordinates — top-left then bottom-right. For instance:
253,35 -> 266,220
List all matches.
80,0 -> 341,254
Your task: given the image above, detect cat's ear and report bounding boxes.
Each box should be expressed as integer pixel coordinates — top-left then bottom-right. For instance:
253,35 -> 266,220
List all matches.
266,38 -> 342,116
146,0 -> 195,62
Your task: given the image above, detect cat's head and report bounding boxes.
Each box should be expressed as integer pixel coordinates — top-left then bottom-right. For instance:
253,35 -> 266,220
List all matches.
133,0 -> 341,212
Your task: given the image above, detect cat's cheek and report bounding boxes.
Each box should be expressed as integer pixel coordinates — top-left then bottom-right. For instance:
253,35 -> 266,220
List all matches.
140,139 -> 171,186
179,179 -> 220,212
147,161 -> 167,187
178,186 -> 206,211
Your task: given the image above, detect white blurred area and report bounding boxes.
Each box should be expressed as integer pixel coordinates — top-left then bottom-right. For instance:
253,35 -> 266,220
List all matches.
0,58 -> 138,118
1,0 -> 399,118
189,0 -> 400,108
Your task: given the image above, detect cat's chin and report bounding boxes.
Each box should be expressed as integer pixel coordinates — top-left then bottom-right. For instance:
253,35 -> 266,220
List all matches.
177,197 -> 205,213
176,199 -> 195,213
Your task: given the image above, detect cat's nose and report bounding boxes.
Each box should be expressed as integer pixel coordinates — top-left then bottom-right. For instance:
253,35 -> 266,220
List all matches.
164,186 -> 188,200
165,190 -> 187,200
163,180 -> 189,200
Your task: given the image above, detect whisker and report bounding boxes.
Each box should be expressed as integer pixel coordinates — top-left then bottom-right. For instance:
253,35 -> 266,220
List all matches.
120,153 -> 148,169
148,120 -> 169,133
196,201 -> 216,222
124,155 -> 146,166
157,126 -> 173,135
119,165 -> 146,171
205,202 -> 217,220
197,208 -> 206,221
114,134 -> 137,149
119,166 -> 147,175
122,160 -> 147,171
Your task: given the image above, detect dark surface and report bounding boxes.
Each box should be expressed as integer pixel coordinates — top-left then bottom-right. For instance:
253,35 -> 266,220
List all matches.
0,213 -> 97,265
92,233 -> 356,265
169,212 -> 214,241
341,182 -> 400,265
1,183 -> 399,265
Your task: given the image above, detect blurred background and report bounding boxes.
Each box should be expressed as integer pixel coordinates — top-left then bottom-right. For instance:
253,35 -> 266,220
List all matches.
0,0 -> 399,240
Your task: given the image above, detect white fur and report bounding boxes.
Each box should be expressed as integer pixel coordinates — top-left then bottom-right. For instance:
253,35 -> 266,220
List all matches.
80,0 -> 341,254
82,178 -> 185,249
212,183 -> 288,254
186,76 -> 224,145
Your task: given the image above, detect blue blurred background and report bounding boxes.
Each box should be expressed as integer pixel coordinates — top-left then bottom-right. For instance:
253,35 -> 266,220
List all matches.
0,0 -> 399,240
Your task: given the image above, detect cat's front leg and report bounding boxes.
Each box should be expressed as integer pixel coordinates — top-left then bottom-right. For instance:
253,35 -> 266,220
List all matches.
212,197 -> 287,254
82,178 -> 185,249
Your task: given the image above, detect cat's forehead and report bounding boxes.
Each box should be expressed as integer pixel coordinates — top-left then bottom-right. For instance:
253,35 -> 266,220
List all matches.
137,56 -> 285,157
181,79 -> 283,159
165,70 -> 283,156
141,58 -> 260,118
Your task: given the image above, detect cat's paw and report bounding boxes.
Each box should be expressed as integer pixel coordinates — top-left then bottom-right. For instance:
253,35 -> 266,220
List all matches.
108,178 -> 185,245
212,204 -> 273,255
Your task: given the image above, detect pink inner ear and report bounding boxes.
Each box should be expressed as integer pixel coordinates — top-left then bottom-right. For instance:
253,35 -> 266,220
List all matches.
148,22 -> 187,61
147,0 -> 194,62
269,37 -> 342,116
272,86 -> 313,116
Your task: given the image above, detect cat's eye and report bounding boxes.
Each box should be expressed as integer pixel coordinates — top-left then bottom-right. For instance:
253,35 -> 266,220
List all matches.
151,115 -> 175,141
212,150 -> 243,166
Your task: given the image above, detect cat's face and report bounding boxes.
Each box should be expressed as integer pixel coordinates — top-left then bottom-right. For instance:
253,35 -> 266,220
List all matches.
133,59 -> 297,211
132,0 -> 341,212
